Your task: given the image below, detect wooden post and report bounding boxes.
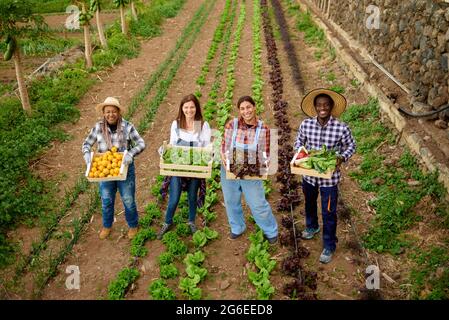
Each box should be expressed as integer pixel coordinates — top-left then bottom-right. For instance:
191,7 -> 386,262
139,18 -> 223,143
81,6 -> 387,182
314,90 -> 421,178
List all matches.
13,47 -> 31,115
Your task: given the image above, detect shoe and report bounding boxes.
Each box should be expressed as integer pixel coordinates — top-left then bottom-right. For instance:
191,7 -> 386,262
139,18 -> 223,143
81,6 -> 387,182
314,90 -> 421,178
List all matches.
157,223 -> 172,240
266,235 -> 278,245
319,248 -> 334,264
188,222 -> 197,234
228,232 -> 244,240
128,227 -> 139,240
301,227 -> 320,240
99,227 -> 111,240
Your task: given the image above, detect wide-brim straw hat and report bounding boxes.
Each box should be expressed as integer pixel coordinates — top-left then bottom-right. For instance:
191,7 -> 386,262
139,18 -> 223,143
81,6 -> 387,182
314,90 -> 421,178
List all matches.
301,88 -> 347,118
95,97 -> 125,115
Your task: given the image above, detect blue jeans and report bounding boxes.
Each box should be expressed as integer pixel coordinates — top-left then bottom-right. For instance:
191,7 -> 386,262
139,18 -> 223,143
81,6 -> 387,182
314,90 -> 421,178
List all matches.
220,166 -> 278,238
99,162 -> 138,228
165,177 -> 200,224
302,179 -> 338,251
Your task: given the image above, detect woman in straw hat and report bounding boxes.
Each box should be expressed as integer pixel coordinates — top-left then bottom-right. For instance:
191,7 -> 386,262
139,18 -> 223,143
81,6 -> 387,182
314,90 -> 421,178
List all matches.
82,97 -> 145,240
294,88 -> 356,264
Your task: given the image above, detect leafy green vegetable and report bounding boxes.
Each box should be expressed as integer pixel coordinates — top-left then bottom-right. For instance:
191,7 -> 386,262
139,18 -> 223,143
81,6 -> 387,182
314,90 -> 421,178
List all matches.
160,263 -> 179,279
158,252 -> 175,266
184,251 -> 206,266
298,145 -> 337,173
186,264 -> 208,281
163,146 -> 211,166
148,279 -> 176,300
179,275 -> 202,300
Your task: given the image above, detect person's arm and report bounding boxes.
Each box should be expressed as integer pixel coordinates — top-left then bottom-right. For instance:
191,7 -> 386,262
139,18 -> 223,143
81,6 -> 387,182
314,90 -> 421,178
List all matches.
169,121 -> 177,145
221,120 -> 233,165
293,122 -> 306,150
127,124 -> 146,158
82,125 -> 98,155
201,122 -> 211,146
265,125 -> 270,158
340,125 -> 356,162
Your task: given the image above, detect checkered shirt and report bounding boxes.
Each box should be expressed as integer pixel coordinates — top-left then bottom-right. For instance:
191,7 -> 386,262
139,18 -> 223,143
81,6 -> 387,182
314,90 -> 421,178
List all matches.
221,117 -> 270,158
82,119 -> 145,157
294,116 -> 356,187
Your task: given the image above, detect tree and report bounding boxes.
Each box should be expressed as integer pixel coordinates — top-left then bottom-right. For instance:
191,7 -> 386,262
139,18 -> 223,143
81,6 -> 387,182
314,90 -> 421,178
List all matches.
130,0 -> 138,21
0,0 -> 45,115
77,1 -> 94,68
90,0 -> 108,48
113,0 -> 130,34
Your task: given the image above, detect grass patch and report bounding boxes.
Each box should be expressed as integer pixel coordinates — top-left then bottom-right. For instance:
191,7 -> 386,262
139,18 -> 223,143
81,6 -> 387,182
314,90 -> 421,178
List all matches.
342,98 -> 446,254
409,246 -> 449,299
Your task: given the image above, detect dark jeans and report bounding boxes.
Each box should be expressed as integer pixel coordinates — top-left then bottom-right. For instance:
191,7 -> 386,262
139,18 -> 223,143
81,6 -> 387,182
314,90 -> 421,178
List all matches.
302,179 -> 338,251
165,177 -> 200,224
99,162 -> 138,228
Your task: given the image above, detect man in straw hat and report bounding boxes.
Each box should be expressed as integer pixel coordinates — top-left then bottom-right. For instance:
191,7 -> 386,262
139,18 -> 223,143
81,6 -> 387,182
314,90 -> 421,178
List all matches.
294,88 -> 356,263
82,97 -> 145,240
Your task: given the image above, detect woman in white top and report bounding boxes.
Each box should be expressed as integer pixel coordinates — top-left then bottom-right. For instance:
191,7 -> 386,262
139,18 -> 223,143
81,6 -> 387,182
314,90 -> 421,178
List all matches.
158,94 -> 211,239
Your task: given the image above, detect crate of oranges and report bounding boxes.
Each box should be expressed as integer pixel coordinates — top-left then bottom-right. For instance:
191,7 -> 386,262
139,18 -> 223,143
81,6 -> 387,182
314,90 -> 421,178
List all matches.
85,147 -> 129,182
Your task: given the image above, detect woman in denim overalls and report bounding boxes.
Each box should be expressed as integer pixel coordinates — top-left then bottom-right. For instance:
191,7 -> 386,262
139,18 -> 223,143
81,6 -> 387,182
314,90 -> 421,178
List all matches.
220,96 -> 278,244
157,94 -> 211,239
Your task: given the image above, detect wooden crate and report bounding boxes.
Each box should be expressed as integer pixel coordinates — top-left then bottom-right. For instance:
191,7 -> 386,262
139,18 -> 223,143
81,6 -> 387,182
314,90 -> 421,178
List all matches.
224,159 -> 268,180
290,148 -> 334,179
159,142 -> 212,179
85,150 -> 129,182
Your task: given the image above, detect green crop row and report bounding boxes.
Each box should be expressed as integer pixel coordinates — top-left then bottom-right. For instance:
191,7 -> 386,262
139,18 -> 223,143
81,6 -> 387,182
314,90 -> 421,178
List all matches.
252,0 -> 264,114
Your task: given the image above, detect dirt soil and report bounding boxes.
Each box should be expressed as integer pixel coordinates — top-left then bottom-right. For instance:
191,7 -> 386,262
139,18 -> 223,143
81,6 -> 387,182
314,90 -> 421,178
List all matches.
3,0 -> 445,301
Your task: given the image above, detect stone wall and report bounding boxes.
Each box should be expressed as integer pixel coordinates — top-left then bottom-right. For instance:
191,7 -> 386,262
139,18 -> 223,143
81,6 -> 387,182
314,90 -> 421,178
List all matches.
311,0 -> 449,111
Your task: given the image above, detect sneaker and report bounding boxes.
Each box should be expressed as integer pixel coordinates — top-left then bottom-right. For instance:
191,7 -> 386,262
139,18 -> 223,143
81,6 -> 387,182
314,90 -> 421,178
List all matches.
99,227 -> 111,240
157,223 -> 172,240
266,236 -> 278,245
301,227 -> 320,240
188,222 -> 197,234
228,232 -> 244,240
128,227 -> 139,240
319,248 -> 334,264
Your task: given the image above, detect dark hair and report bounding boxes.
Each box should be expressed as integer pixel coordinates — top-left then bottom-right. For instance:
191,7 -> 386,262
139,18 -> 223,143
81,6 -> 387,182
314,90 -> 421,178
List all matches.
177,94 -> 204,131
237,95 -> 256,109
314,93 -> 334,108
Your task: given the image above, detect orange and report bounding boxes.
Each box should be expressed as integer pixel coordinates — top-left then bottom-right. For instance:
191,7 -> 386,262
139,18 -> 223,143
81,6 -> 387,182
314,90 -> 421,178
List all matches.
111,146 -> 118,153
103,168 -> 110,175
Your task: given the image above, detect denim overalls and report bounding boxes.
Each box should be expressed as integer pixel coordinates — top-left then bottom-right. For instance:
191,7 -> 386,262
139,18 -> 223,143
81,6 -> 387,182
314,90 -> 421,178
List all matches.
220,118 -> 278,239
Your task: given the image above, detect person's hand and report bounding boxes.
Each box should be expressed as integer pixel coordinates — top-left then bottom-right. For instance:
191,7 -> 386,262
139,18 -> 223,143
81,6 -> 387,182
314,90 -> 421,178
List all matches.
83,152 -> 91,165
123,153 -> 133,166
336,155 -> 344,170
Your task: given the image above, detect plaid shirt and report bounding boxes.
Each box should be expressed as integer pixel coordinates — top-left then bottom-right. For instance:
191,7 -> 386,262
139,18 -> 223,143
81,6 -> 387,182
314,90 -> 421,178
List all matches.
82,119 -> 145,157
294,116 -> 356,187
221,117 -> 270,158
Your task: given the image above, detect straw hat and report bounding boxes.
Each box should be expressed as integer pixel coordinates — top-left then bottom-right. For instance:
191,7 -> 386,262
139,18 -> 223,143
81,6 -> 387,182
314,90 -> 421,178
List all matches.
95,97 -> 125,115
301,88 -> 347,118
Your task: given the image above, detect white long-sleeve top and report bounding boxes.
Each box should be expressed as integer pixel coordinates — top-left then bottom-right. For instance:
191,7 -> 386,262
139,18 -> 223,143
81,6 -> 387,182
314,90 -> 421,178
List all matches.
169,120 -> 211,147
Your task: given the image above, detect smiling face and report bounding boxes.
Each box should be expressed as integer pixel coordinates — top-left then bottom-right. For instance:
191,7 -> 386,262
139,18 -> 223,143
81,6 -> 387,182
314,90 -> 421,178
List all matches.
182,100 -> 197,121
103,105 -> 120,125
239,100 -> 256,124
314,96 -> 333,120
